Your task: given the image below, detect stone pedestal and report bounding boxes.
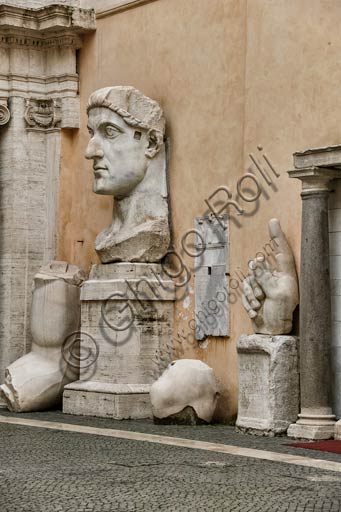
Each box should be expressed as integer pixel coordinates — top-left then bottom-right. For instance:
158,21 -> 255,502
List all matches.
288,163 -> 341,440
236,334 -> 299,435
63,263 -> 175,419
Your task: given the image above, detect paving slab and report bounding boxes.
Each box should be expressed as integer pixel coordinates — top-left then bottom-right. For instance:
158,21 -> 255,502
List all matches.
0,410 -> 340,511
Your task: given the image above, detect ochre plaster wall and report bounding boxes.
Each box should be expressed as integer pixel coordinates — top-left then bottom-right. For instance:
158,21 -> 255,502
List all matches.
58,0 -> 341,421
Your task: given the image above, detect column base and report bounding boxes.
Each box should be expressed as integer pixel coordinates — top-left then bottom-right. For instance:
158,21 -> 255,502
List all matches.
335,419 -> 341,440
287,413 -> 336,440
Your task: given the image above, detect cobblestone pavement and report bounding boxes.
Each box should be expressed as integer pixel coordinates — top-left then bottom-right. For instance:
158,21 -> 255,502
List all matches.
0,410 -> 341,512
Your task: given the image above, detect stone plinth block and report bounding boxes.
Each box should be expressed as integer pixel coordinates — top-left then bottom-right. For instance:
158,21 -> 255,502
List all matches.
63,263 -> 175,419
63,382 -> 152,420
236,334 -> 299,435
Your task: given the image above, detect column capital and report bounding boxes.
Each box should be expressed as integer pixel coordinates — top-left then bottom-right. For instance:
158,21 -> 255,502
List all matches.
0,97 -> 10,126
288,167 -> 341,193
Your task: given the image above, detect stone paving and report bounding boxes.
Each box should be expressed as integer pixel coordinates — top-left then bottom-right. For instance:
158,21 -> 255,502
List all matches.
0,410 -> 341,511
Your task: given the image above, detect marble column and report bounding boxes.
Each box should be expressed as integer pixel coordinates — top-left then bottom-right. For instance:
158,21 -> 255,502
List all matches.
288,166 -> 340,439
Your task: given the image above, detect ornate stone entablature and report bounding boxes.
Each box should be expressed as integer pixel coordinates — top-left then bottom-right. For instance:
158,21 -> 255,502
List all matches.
0,2 -> 95,128
0,4 -> 95,49
0,1 -> 95,404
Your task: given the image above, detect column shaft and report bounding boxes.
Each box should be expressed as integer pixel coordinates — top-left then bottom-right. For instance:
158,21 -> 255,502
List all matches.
300,189 -> 332,413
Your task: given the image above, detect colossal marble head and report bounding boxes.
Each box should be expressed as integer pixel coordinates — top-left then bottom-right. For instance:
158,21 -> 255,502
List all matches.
85,85 -> 170,263
85,86 -> 165,199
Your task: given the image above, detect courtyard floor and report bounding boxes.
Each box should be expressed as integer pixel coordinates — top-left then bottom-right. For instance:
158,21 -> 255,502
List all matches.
0,410 -> 341,512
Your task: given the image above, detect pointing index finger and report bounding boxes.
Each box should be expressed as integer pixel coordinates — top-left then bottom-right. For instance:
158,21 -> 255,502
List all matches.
268,218 -> 296,276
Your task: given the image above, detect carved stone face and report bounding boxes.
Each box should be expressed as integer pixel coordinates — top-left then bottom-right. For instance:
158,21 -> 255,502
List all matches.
85,107 -> 150,198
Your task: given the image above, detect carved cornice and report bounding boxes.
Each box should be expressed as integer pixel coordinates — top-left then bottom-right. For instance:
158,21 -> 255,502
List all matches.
288,166 -> 341,193
0,72 -> 79,93
0,4 -> 95,31
0,32 -> 83,48
95,0 -> 158,18
0,4 -> 95,49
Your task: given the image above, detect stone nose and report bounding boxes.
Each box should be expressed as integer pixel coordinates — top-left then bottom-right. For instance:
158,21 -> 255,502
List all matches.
85,136 -> 104,160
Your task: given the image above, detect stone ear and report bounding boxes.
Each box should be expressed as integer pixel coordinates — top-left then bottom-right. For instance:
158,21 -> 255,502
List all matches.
145,129 -> 163,158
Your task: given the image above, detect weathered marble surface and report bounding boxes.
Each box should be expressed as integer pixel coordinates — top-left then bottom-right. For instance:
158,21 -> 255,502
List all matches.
0,261 -> 85,412
150,359 -> 219,424
85,86 -> 170,263
236,334 -> 299,435
63,263 -> 175,419
242,218 -> 299,335
64,382 -> 152,419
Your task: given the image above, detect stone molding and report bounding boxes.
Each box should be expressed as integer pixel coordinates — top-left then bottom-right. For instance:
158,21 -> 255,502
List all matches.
0,73 -> 79,128
288,167 -> 341,194
0,4 -> 95,49
294,145 -> 341,169
0,32 -> 83,49
81,0 -> 158,18
65,382 -> 151,394
1,1 -> 79,8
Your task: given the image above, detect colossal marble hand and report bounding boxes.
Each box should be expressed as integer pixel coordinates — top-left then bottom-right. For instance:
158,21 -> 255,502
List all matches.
85,86 -> 170,263
0,261 -> 85,412
242,219 -> 299,335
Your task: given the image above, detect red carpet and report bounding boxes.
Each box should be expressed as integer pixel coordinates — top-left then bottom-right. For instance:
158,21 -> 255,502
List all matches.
285,440 -> 341,454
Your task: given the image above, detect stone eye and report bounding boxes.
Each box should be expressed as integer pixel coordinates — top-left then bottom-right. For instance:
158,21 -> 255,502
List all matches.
87,127 -> 94,137
105,125 -> 120,138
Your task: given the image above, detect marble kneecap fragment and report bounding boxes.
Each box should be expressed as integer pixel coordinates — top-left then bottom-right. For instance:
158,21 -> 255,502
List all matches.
150,359 -> 219,423
0,261 -> 86,412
